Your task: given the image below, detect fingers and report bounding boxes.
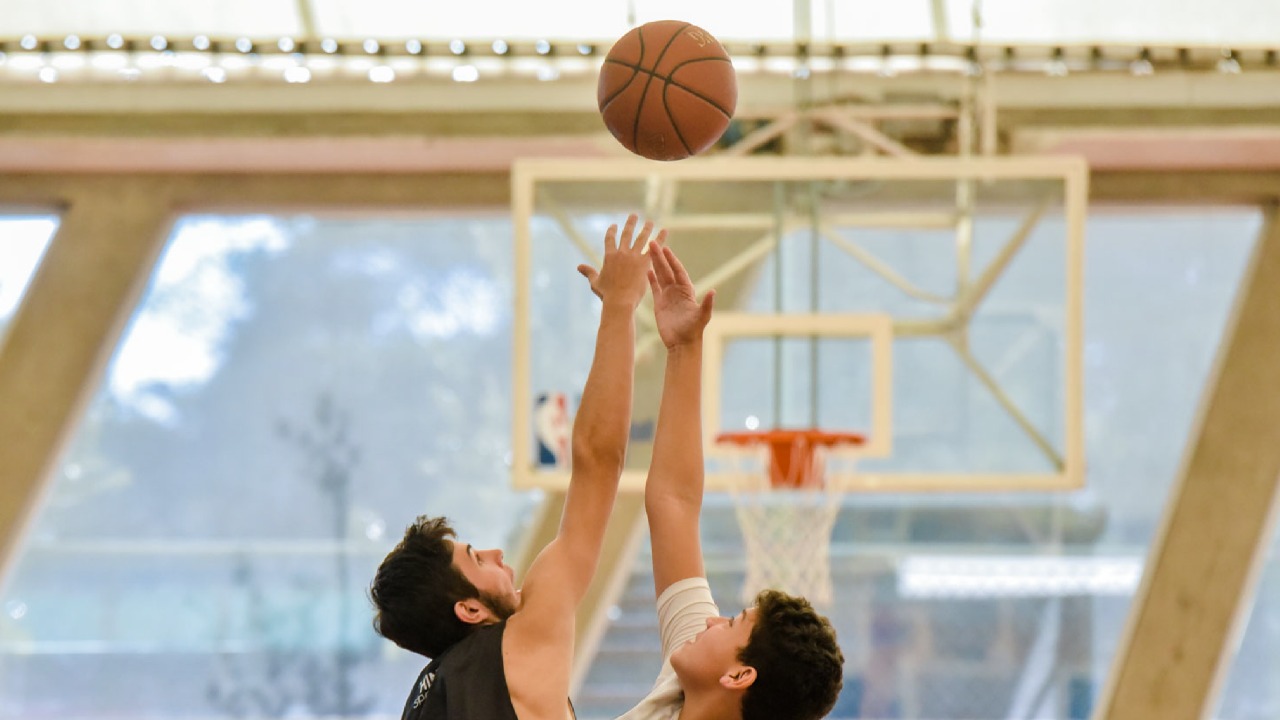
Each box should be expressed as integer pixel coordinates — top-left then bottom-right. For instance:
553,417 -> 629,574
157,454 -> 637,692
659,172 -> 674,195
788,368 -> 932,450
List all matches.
577,264 -> 603,299
613,214 -> 638,252
610,215 -> 668,253
647,269 -> 660,297
665,245 -> 694,288
699,289 -> 716,322
640,219 -> 660,249
630,219 -> 655,251
604,222 -> 620,253
650,240 -> 676,287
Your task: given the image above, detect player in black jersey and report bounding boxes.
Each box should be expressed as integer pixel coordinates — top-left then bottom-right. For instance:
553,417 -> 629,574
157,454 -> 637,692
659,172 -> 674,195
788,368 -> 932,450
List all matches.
371,215 -> 659,720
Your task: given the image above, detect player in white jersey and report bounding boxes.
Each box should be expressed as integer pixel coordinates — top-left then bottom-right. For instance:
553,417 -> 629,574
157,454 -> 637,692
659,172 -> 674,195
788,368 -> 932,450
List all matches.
618,243 -> 844,720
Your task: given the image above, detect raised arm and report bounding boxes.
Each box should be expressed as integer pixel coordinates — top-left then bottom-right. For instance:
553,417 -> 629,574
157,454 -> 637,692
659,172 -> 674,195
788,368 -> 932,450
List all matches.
556,215 -> 656,584
512,215 -> 655,616
645,243 -> 716,597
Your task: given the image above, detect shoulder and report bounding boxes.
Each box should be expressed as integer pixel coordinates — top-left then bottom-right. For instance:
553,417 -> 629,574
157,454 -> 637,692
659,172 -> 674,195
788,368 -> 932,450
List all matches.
617,669 -> 684,720
655,577 -> 719,661
503,613 -> 573,720
404,627 -> 519,720
657,576 -> 718,628
436,622 -> 503,665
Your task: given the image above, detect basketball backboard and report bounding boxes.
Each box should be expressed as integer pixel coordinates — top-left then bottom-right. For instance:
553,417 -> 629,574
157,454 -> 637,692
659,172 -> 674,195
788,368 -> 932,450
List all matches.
511,156 -> 1087,493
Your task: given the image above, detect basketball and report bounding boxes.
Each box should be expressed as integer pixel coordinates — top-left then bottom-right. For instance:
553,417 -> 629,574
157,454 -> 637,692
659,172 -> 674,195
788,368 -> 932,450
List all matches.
597,20 -> 738,161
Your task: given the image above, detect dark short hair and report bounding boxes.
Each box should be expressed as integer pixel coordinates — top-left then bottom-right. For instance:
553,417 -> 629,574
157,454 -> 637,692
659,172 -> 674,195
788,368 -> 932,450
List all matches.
738,590 -> 845,720
369,515 -> 479,658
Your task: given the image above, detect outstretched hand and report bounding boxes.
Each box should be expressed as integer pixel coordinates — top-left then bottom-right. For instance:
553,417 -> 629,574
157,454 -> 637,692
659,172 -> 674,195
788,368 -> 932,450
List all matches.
648,243 -> 715,350
577,214 -> 664,308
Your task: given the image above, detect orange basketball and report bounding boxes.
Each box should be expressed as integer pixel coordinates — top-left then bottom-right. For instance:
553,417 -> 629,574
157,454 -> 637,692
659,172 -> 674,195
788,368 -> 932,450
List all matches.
597,20 -> 738,161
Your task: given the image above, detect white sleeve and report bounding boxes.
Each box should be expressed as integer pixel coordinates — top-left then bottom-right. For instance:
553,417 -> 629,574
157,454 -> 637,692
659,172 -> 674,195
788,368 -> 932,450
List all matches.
613,579 -> 720,720
655,577 -> 720,661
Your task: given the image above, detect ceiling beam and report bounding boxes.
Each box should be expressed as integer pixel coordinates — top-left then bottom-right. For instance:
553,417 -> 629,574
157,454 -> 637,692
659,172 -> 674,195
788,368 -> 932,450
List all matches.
2,71 -> 1278,116
1095,208 -> 1280,720
0,182 -> 174,589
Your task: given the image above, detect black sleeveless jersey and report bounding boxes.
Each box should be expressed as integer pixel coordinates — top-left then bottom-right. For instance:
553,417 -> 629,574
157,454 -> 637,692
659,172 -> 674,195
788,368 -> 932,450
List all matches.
400,622 -> 576,720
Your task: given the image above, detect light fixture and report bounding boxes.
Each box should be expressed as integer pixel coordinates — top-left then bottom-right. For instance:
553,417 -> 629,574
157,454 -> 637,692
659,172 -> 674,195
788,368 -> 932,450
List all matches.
1046,47 -> 1068,76
8,54 -> 42,70
202,66 -> 227,83
38,67 -> 58,83
1216,49 -> 1241,74
962,46 -> 983,76
898,555 -> 1143,598
0,34 -> 1243,86
284,66 -> 311,83
51,53 -> 87,71
877,44 -> 897,77
1130,48 -> 1154,76
91,53 -> 127,70
218,55 -> 250,71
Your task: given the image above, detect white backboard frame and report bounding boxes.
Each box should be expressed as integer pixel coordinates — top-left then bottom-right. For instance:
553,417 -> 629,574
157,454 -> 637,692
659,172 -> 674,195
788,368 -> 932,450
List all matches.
511,155 -> 1088,493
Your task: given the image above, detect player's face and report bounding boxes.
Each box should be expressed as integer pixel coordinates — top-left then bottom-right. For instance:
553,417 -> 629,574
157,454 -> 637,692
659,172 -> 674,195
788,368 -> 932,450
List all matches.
450,539 -> 520,618
670,607 -> 758,688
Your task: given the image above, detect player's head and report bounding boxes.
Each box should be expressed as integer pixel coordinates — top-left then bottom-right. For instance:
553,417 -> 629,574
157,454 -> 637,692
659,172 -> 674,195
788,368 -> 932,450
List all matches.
369,515 -> 519,658
670,589 -> 844,720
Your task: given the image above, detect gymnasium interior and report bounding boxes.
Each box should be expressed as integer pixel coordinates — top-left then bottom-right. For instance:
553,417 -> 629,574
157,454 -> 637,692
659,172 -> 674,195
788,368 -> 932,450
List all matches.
2,1 -> 1279,718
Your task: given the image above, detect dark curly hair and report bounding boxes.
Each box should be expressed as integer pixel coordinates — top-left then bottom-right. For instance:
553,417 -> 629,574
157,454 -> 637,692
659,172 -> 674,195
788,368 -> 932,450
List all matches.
369,515 -> 483,659
737,589 -> 845,720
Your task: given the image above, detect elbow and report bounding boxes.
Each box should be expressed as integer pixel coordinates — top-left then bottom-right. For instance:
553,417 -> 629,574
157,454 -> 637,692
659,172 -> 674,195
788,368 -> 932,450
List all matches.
571,445 -> 626,477
570,429 -> 627,476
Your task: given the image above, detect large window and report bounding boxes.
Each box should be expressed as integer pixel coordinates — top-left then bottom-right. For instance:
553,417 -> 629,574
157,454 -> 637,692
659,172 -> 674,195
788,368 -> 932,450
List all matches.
0,207 -> 1272,719
0,214 -> 541,718
0,215 -> 57,337
581,208 -> 1264,720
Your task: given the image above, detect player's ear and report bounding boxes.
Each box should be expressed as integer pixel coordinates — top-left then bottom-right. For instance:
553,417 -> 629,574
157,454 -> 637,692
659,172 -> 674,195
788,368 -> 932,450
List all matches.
720,665 -> 757,691
454,598 -> 493,625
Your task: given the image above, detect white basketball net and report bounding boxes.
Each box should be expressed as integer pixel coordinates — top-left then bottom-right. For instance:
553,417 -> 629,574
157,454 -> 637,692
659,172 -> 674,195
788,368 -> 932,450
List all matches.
725,443 -> 843,607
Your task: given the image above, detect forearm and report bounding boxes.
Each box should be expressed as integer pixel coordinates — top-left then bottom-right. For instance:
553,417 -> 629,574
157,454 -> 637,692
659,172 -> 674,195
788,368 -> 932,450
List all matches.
645,341 -> 704,511
571,300 -> 637,474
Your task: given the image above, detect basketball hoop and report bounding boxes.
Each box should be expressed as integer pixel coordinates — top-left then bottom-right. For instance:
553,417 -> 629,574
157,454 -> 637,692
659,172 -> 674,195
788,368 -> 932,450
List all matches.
715,429 -> 864,607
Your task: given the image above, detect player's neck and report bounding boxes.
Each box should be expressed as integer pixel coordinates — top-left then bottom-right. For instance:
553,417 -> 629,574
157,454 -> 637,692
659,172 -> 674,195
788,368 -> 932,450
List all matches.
677,688 -> 743,720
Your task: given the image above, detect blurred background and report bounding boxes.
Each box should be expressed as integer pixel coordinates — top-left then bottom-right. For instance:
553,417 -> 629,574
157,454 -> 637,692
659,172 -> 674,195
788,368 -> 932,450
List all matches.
2,2 -> 1279,718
